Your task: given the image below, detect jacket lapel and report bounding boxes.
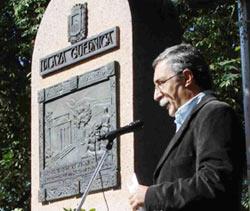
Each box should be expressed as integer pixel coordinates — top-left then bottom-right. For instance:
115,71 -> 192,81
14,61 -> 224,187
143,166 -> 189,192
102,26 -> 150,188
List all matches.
153,94 -> 217,180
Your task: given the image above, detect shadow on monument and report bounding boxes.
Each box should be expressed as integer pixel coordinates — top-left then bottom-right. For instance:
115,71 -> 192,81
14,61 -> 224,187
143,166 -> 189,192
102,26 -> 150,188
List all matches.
129,0 -> 183,186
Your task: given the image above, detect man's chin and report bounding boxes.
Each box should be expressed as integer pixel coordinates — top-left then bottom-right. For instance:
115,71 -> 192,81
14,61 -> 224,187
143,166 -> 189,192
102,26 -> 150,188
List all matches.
167,107 -> 175,117
168,112 -> 175,117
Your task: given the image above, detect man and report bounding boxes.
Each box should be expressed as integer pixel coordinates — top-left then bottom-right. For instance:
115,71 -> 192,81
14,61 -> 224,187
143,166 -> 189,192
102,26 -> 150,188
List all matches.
129,44 -> 245,211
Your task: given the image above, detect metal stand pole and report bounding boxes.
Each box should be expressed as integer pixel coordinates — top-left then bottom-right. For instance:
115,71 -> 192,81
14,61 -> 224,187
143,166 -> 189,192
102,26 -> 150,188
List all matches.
238,0 -> 250,210
76,139 -> 114,211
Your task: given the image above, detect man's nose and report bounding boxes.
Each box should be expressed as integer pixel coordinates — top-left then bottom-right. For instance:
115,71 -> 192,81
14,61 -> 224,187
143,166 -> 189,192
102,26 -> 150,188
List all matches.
154,88 -> 162,101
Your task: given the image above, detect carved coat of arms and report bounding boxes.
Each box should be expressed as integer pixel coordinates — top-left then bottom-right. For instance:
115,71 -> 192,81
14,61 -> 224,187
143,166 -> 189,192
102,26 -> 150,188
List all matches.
68,3 -> 88,44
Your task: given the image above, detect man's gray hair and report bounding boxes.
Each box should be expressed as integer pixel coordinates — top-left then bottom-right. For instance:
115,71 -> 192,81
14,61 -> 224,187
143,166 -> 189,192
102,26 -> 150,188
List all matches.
153,44 -> 213,90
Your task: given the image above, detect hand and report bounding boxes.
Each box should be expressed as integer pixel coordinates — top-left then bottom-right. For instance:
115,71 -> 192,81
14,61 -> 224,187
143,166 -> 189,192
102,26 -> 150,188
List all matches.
129,185 -> 148,211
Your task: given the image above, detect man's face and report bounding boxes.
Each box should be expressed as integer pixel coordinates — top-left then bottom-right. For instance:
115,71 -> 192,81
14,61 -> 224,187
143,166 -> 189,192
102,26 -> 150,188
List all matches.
153,61 -> 185,117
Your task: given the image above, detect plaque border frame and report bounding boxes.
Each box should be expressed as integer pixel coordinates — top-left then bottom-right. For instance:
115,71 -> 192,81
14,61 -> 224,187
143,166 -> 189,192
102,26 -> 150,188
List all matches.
38,61 -> 120,202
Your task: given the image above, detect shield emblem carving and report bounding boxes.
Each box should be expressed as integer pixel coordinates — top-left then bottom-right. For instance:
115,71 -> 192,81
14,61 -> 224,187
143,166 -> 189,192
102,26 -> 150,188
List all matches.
68,3 -> 87,44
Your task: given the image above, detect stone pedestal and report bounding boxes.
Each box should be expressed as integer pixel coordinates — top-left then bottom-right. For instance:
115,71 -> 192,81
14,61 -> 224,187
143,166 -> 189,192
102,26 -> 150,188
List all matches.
31,0 -> 182,210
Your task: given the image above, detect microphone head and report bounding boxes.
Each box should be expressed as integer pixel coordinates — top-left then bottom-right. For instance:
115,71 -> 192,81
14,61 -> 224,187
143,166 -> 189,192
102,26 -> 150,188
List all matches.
98,120 -> 144,141
129,120 -> 144,129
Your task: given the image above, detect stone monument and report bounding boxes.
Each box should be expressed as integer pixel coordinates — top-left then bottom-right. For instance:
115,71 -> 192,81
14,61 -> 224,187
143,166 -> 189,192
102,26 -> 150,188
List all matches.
31,0 -> 182,210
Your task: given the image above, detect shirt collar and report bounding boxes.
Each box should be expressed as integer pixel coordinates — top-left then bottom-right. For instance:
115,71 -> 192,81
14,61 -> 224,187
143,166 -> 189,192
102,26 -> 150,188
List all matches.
174,91 -> 206,132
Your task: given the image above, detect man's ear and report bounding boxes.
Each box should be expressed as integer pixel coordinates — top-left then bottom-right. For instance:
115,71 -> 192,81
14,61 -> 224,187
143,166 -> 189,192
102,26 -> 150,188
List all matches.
182,68 -> 194,87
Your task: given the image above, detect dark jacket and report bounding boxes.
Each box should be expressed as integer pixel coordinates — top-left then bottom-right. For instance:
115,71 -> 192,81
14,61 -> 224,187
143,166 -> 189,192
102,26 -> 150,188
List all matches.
145,94 -> 245,211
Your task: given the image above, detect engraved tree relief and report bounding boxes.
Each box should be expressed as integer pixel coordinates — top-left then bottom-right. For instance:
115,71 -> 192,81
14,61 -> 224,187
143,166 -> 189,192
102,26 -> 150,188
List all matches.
86,107 -> 111,155
67,98 -> 92,128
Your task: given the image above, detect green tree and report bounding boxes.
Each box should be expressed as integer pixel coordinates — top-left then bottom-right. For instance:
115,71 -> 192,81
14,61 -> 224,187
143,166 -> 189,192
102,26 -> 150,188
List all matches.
175,0 -> 242,112
0,0 -> 49,210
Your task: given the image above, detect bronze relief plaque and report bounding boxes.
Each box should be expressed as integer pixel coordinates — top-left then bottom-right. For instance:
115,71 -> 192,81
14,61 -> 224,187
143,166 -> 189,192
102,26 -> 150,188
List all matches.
38,62 -> 119,202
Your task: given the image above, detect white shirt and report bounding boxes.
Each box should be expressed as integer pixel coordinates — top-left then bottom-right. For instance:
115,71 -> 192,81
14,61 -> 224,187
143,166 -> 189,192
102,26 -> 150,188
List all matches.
174,92 -> 207,132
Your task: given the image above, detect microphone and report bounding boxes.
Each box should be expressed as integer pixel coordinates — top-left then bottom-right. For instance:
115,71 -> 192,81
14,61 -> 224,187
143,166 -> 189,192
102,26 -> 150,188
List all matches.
99,120 -> 144,140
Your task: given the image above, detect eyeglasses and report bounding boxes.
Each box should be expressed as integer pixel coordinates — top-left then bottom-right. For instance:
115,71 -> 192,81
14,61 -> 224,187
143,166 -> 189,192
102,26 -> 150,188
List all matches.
154,72 -> 182,92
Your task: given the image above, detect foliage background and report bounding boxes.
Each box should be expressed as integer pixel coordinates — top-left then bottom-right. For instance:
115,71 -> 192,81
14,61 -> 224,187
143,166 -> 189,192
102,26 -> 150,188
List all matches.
0,0 -> 248,210
176,0 -> 243,113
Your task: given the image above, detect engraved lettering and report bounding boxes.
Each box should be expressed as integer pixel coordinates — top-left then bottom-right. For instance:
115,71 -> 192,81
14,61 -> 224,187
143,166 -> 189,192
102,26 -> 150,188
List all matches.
83,42 -> 88,54
70,31 -> 114,59
41,52 -> 67,73
40,27 -> 118,76
49,57 -> 55,69
88,40 -> 95,52
71,46 -> 78,59
41,60 -> 48,72
102,32 -> 113,47
58,52 -> 66,65
93,37 -> 101,49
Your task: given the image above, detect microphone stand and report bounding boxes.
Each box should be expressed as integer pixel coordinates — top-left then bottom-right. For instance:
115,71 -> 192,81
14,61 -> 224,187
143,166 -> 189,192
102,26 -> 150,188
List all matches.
76,137 -> 114,211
